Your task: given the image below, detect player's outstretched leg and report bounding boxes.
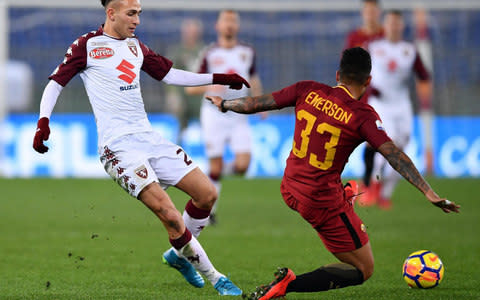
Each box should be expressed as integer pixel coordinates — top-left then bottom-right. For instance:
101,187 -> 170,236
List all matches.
244,263 -> 365,299
171,229 -> 242,295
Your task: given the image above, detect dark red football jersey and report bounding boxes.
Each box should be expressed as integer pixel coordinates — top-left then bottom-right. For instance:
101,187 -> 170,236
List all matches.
273,81 -> 391,208
344,27 -> 384,50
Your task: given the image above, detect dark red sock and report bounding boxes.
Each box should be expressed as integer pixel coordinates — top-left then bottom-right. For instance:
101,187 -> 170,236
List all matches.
209,172 -> 221,182
169,228 -> 192,250
185,199 -> 211,219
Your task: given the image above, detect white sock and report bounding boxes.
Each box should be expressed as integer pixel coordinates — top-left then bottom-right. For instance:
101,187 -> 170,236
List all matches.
183,211 -> 209,238
179,236 -> 224,285
381,165 -> 401,199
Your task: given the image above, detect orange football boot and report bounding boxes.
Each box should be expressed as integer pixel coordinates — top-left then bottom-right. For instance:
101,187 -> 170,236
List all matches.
243,268 -> 296,300
358,181 -> 381,206
344,180 -> 359,205
377,196 -> 392,210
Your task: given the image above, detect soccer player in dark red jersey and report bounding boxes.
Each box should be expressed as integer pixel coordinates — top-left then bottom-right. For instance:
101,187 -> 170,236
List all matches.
345,0 -> 384,205
207,47 -> 459,300
345,0 -> 384,49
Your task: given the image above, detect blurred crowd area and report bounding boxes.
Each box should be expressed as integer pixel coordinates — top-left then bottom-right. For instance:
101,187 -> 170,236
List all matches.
7,8 -> 480,116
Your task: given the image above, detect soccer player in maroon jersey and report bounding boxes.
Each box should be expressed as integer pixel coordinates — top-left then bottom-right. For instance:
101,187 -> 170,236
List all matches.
344,0 -> 384,49
207,47 -> 459,300
32,0 -> 250,295
345,0 -> 384,206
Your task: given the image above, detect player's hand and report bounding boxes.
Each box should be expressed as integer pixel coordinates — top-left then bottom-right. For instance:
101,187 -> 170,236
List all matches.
370,86 -> 381,97
426,189 -> 460,213
206,96 -> 227,112
33,117 -> 50,153
212,73 -> 250,90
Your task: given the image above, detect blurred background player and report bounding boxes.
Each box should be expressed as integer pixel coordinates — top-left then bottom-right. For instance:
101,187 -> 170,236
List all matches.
207,47 -> 459,300
344,0 -> 384,49
186,9 -> 263,224
344,0 -> 384,205
366,10 -> 432,209
165,18 -> 205,131
32,0 -> 250,295
413,7 -> 435,175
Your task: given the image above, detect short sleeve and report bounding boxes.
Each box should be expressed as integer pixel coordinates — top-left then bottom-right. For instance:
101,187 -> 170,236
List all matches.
249,50 -> 257,76
49,35 -> 89,86
358,111 -> 392,149
272,81 -> 314,109
198,56 -> 208,73
139,41 -> 173,81
413,52 -> 430,81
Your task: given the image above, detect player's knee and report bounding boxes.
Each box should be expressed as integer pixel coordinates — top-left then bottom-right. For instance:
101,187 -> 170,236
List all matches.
360,263 -> 374,281
204,184 -> 218,208
194,183 -> 217,210
233,164 -> 248,175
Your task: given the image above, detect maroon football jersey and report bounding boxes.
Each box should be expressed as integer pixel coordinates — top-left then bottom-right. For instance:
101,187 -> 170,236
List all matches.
344,27 -> 384,50
273,81 -> 391,208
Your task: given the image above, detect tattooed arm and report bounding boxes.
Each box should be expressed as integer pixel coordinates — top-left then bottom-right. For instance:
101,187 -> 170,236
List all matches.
206,94 -> 278,114
377,141 -> 460,213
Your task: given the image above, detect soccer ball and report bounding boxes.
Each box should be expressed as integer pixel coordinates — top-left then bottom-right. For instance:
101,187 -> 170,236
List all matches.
402,250 -> 444,289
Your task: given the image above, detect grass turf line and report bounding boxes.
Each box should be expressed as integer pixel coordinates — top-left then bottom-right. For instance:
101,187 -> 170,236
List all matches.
0,177 -> 478,299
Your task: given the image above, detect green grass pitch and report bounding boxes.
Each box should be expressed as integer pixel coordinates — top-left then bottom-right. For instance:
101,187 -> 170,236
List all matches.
0,177 -> 478,299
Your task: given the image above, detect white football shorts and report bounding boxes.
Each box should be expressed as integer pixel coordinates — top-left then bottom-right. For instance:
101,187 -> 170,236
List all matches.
99,131 -> 197,198
369,97 -> 413,149
200,103 -> 252,158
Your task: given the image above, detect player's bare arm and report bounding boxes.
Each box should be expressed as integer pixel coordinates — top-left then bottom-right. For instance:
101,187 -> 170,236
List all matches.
249,75 -> 263,97
249,75 -> 268,119
185,85 -> 208,95
206,94 -> 277,114
377,141 -> 460,213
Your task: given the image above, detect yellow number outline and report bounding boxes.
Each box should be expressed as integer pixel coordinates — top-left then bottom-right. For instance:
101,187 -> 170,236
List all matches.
292,109 -> 342,170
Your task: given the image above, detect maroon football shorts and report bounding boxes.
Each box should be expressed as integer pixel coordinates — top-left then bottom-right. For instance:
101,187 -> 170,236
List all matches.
281,189 -> 369,253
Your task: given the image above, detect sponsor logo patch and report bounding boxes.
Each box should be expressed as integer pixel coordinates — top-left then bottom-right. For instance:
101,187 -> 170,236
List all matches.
120,83 -> 139,91
117,59 -> 136,84
89,47 -> 114,59
375,120 -> 385,131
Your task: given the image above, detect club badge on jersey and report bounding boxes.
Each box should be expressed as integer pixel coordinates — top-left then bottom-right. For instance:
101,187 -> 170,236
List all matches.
127,41 -> 138,57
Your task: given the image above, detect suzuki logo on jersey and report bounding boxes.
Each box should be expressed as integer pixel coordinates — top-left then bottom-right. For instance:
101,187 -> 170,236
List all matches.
120,83 -> 139,92
116,59 -> 137,84
89,47 -> 115,59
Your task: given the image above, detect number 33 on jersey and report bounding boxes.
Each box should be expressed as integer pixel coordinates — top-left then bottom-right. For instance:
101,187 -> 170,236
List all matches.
272,80 -> 391,207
